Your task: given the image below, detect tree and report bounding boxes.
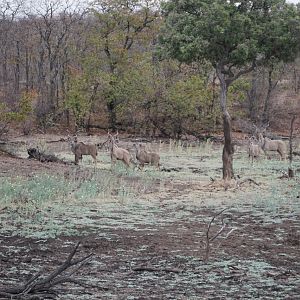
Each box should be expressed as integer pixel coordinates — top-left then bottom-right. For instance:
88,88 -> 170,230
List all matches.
26,0 -> 86,117
65,72 -> 91,129
259,3 -> 300,124
0,90 -> 35,137
0,1 -> 23,101
90,0 -> 159,131
159,0 -> 300,180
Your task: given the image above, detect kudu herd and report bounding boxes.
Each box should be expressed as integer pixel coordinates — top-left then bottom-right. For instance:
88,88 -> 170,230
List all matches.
67,131 -> 161,170
66,128 -> 287,170
258,133 -> 287,160
247,131 -> 287,163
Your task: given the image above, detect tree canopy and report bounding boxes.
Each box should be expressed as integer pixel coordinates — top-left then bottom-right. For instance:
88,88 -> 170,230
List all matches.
159,0 -> 300,84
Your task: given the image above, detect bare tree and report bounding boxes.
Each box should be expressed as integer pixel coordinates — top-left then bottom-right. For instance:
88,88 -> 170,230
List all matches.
0,1 -> 23,100
26,0 -> 86,117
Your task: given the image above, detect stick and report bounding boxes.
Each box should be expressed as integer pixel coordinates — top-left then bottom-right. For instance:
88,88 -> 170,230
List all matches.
204,208 -> 229,262
132,264 -> 182,274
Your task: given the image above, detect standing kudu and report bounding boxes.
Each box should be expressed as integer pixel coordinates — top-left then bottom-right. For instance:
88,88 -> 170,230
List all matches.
133,143 -> 160,170
67,135 -> 98,165
247,136 -> 264,164
107,132 -> 132,168
258,133 -> 287,160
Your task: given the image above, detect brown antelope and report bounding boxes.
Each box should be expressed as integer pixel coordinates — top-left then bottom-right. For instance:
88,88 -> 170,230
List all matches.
133,143 -> 160,170
107,131 -> 132,168
258,133 -> 287,160
248,136 -> 264,164
67,135 -> 98,165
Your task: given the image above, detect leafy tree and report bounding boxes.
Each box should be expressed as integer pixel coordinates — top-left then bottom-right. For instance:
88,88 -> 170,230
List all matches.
0,90 -> 35,137
159,0 -> 300,180
65,73 -> 91,130
164,76 -> 215,138
90,0 -> 159,131
259,3 -> 300,123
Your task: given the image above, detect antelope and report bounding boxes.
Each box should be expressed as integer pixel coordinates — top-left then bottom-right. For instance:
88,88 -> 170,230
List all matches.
258,133 -> 287,160
248,137 -> 264,164
133,143 -> 160,170
107,132 -> 132,168
67,135 -> 98,165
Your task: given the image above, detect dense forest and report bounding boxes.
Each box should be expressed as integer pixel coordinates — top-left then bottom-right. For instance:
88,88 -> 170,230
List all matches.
1,0 -> 300,139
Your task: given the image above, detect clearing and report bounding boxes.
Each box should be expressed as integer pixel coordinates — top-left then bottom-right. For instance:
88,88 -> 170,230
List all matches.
0,134 -> 299,299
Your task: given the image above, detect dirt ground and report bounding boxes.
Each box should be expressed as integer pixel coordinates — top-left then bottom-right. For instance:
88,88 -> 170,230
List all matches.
0,134 -> 299,299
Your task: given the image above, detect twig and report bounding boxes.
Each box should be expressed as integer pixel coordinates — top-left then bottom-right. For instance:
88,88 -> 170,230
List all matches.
224,227 -> 237,239
132,264 -> 182,274
238,178 -> 260,186
204,208 -> 229,262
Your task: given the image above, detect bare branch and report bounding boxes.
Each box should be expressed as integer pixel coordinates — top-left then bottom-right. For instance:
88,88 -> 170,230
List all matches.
0,241 -> 96,298
204,208 -> 230,262
132,264 -> 182,274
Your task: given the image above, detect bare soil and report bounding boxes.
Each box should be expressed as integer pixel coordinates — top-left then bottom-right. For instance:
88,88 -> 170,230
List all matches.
0,134 -> 299,299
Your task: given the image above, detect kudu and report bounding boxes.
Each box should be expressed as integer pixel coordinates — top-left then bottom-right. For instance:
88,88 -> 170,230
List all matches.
107,132 -> 132,168
133,143 -> 160,170
258,133 -> 287,160
67,135 -> 98,165
248,136 -> 264,164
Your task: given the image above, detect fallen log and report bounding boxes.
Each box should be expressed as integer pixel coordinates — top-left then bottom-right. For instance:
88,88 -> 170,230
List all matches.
27,148 -> 72,164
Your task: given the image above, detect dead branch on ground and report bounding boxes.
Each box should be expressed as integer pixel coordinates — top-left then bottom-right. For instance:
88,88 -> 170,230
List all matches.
0,242 -> 97,299
46,138 -> 68,143
204,208 -> 231,263
132,263 -> 182,274
27,148 -> 73,164
237,178 -> 260,187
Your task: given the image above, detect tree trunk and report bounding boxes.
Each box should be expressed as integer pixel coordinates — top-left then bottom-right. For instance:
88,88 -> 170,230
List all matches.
86,83 -> 99,134
289,115 -> 296,167
248,68 -> 258,121
222,111 -> 234,180
14,40 -> 20,95
217,67 -> 234,180
25,47 -> 29,92
262,68 -> 273,124
107,99 -> 117,132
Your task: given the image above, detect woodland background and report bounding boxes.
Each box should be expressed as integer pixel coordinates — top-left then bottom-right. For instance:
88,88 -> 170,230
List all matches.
1,0 -> 300,139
